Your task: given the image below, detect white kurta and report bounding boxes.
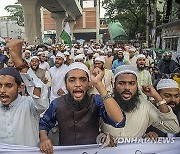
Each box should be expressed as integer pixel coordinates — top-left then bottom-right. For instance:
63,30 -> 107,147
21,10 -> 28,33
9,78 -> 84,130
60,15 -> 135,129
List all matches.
39,62 -> 50,71
0,68 -> 49,147
101,95 -> 180,139
49,64 -> 68,102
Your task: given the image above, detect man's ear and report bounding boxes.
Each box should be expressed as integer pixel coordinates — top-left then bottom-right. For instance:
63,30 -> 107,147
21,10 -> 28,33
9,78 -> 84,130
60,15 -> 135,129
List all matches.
18,83 -> 25,93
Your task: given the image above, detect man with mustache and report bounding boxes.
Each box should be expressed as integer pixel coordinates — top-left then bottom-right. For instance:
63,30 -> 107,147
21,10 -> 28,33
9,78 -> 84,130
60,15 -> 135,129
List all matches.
30,56 -> 51,88
89,56 -> 114,94
39,62 -> 126,154
101,65 -> 179,139
0,39 -> 49,146
136,54 -> 153,100
146,79 -> 180,138
112,49 -> 124,73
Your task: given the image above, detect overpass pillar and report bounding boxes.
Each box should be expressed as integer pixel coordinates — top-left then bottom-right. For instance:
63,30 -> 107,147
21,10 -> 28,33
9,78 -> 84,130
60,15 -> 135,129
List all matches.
18,0 -> 42,45
69,21 -> 76,40
51,12 -> 68,43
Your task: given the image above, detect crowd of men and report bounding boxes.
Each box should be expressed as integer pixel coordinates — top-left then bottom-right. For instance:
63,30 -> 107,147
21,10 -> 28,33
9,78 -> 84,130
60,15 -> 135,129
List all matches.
0,39 -> 179,154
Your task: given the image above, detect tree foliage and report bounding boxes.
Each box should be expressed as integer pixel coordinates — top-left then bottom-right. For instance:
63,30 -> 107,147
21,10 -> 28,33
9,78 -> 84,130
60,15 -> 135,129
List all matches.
4,2 -> 24,26
102,0 -> 153,39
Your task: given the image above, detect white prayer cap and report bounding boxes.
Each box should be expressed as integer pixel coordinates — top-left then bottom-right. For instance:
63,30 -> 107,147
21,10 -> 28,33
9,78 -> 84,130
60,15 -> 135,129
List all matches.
114,65 -> 137,79
156,79 -> 178,90
107,48 -> 113,52
93,53 -> 100,58
38,48 -> 43,51
64,51 -> 70,56
74,54 -> 85,61
84,45 -> 88,48
129,47 -> 136,52
37,51 -> 44,55
97,49 -> 101,52
87,47 -> 93,54
95,56 -> 105,63
44,50 -> 49,57
117,48 -> 123,53
30,56 -> 39,61
24,50 -> 31,54
65,62 -> 90,78
56,52 -> 65,60
136,54 -> 146,60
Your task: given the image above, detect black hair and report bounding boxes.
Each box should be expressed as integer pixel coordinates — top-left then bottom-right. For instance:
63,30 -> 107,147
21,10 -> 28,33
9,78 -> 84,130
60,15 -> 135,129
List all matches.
14,77 -> 22,86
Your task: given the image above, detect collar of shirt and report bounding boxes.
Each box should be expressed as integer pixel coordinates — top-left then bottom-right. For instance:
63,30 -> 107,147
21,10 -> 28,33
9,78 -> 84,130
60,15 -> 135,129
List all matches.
0,94 -> 21,111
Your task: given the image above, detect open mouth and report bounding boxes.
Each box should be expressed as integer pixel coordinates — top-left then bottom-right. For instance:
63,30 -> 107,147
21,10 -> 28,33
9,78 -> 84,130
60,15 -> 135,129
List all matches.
0,95 -> 9,103
121,92 -> 132,99
168,102 -> 176,109
73,90 -> 84,98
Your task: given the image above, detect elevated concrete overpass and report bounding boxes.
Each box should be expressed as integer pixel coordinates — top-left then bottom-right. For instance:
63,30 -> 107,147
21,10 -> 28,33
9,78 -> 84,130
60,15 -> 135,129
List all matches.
18,0 -> 82,44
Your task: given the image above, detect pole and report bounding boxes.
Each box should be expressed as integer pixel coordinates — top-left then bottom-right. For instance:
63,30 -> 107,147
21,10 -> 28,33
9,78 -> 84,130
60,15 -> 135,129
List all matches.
152,0 -> 157,48
146,0 -> 150,48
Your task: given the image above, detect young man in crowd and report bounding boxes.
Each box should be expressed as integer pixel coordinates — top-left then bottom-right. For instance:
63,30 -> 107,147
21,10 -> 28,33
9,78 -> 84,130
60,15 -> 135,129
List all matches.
49,52 -> 68,102
89,56 -> 114,94
39,62 -> 126,154
146,79 -> 180,138
30,56 -> 51,88
0,39 -> 49,146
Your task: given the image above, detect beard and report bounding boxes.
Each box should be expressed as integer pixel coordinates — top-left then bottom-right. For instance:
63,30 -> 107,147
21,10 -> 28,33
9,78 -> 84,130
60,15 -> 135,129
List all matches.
66,91 -> 90,111
114,88 -> 139,112
137,65 -> 145,71
118,56 -> 124,61
168,101 -> 180,114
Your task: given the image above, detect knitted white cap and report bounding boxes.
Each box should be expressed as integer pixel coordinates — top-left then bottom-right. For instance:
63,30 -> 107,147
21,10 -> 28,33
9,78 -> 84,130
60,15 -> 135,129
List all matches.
56,52 -> 65,60
65,62 -> 90,78
114,65 -> 137,79
136,54 -> 146,60
156,79 -> 179,90
95,56 -> 105,63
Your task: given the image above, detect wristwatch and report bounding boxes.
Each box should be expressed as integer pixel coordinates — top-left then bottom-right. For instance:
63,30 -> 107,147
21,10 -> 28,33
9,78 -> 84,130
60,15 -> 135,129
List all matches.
156,99 -> 166,106
102,91 -> 113,101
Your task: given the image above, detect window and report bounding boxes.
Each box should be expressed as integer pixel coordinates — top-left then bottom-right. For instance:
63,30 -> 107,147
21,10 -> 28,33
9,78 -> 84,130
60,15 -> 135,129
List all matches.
165,37 -> 178,51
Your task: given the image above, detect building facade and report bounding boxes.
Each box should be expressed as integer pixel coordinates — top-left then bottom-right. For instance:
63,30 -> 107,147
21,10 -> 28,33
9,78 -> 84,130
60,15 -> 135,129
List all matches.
0,17 -> 24,39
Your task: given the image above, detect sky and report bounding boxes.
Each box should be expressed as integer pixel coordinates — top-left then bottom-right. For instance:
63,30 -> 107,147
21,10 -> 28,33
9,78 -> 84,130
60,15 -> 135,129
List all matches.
0,0 -> 18,16
1,0 -> 106,17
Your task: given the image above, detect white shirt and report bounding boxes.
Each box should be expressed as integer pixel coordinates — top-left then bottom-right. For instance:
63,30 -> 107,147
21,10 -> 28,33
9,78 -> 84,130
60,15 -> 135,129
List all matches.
101,95 -> 180,139
39,62 -> 50,71
49,64 -> 68,102
0,68 -> 49,147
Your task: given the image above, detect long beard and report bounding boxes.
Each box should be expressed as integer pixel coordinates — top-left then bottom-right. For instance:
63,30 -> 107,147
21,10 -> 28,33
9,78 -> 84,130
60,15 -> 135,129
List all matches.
66,92 -> 90,111
114,89 -> 139,112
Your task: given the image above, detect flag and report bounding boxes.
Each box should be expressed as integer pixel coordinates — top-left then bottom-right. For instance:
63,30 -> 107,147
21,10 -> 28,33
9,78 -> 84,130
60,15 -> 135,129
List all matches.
60,22 -> 72,48
0,37 -> 6,46
108,21 -> 127,40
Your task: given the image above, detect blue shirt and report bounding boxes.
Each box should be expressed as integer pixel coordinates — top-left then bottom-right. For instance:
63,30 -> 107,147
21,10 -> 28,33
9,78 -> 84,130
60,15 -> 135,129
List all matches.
112,59 -> 124,73
40,94 -> 126,133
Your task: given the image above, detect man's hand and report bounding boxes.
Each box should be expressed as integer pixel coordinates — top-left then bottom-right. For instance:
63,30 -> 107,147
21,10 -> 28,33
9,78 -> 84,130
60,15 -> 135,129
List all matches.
7,39 -> 23,67
57,88 -> 65,96
42,77 -> 48,84
40,138 -> 53,154
90,67 -> 104,87
144,132 -> 159,141
142,85 -> 159,98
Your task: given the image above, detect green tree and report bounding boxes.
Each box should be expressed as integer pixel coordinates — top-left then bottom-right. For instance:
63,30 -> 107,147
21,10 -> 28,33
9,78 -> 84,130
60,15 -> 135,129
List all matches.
102,0 -> 162,40
4,2 -> 24,26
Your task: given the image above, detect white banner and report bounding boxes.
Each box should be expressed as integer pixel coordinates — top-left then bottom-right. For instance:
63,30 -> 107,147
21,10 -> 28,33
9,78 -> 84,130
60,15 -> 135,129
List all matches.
0,138 -> 180,154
